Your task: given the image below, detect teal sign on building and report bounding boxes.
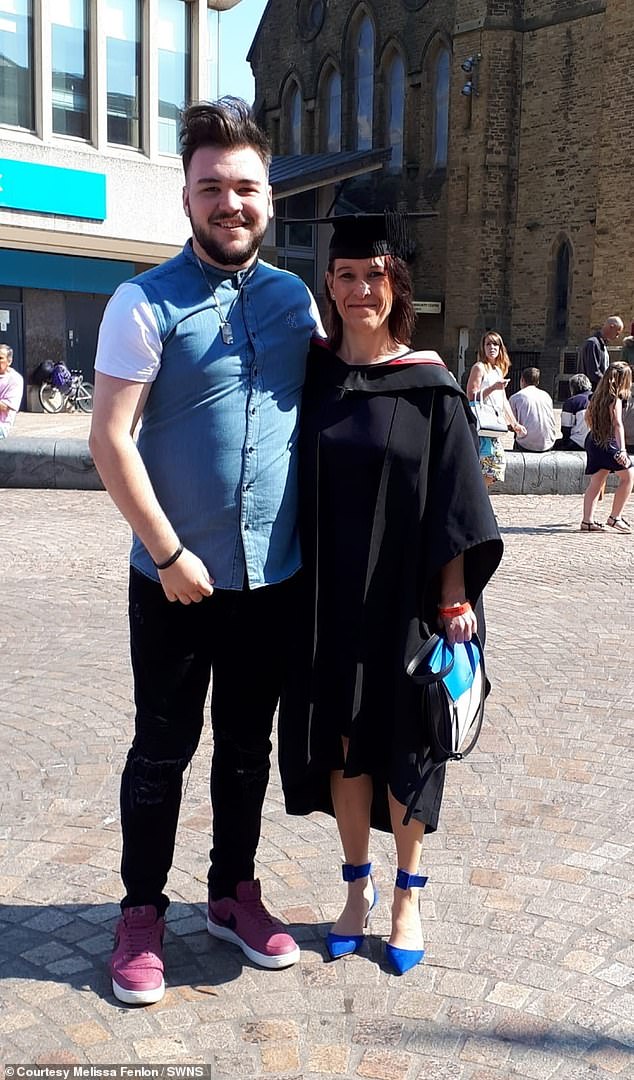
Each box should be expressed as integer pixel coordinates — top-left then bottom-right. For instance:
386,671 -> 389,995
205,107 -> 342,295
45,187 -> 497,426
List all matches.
0,158 -> 106,220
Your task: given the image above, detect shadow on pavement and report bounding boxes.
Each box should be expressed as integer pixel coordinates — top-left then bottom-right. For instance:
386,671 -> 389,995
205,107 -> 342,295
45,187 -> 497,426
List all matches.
0,902 -> 325,1003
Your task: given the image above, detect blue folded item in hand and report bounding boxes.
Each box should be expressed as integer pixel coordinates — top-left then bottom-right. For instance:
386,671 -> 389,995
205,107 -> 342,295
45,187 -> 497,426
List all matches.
406,633 -> 486,759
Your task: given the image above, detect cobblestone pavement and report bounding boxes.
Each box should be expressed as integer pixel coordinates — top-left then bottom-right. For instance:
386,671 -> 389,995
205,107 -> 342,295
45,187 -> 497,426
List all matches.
1,491 -> 633,1079
12,412 -> 92,440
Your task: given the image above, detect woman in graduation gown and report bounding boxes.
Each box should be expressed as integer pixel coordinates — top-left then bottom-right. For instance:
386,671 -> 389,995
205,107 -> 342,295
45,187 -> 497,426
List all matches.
278,215 -> 503,974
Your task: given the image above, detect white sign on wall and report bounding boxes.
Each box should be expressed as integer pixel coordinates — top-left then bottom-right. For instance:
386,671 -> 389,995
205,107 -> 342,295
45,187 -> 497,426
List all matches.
413,301 -> 442,315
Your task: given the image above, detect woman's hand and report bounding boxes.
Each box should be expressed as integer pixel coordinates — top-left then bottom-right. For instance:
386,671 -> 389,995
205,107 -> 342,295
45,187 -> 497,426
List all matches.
615,449 -> 631,468
438,603 -> 477,644
492,378 -> 509,392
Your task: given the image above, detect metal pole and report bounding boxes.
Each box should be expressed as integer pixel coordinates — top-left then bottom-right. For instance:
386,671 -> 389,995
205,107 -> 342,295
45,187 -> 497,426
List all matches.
217,10 -> 221,98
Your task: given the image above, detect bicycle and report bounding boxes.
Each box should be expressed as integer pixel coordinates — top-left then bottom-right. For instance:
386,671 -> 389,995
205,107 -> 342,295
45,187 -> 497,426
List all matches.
38,364 -> 94,414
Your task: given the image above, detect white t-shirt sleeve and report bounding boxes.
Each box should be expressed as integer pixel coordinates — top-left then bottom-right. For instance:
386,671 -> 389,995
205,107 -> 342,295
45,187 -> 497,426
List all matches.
94,282 -> 162,382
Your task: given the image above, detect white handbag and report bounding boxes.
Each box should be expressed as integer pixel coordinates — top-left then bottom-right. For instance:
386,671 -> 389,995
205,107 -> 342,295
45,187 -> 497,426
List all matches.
469,390 -> 508,438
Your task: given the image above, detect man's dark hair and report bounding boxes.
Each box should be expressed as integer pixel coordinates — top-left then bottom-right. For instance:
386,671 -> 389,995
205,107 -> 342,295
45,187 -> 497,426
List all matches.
522,367 -> 540,386
180,97 -> 272,176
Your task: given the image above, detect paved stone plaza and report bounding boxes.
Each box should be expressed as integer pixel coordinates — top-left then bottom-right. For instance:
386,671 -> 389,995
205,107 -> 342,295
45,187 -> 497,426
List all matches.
1,489 -> 633,1078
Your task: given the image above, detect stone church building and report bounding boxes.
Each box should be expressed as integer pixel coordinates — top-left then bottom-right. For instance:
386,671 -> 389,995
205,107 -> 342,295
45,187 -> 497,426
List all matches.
248,0 -> 633,390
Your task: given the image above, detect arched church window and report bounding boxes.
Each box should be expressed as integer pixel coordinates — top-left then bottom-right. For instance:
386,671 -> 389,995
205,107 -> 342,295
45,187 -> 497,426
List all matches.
323,69 -> 341,152
433,47 -> 450,168
354,16 -> 374,150
553,241 -> 571,339
386,51 -> 405,171
288,83 -> 302,155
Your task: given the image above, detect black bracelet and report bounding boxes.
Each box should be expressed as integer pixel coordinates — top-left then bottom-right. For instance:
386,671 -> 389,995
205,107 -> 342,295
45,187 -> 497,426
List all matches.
153,542 -> 184,571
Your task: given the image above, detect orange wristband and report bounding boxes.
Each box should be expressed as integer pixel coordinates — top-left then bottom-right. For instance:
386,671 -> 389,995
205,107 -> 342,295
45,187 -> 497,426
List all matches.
438,601 -> 471,618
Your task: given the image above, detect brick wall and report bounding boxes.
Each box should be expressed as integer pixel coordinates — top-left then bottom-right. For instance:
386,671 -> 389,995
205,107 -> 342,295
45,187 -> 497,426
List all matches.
250,0 -> 632,370
590,0 -> 634,326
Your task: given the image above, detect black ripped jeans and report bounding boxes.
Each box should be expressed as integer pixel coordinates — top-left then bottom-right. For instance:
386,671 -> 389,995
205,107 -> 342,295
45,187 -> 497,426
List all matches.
120,566 -> 298,912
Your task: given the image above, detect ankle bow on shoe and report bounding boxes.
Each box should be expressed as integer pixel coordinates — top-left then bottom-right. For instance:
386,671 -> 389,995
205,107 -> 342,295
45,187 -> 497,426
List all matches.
326,862 -> 378,960
385,869 -> 428,976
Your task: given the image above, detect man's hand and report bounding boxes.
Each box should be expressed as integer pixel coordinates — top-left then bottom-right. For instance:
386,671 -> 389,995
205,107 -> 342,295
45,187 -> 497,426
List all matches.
158,548 -> 215,604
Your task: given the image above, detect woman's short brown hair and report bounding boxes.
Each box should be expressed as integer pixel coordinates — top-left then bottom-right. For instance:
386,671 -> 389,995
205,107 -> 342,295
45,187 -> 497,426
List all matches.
325,255 -> 415,353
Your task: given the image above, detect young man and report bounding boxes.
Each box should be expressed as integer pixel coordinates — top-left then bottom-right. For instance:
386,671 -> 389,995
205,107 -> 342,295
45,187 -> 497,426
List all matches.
0,345 -> 24,437
509,367 -> 557,452
90,98 -> 322,1006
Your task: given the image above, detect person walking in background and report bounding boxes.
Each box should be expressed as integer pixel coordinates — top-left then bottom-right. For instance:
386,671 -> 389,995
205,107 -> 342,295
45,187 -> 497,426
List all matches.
554,373 -> 592,451
621,321 -> 634,369
0,344 -> 23,437
89,98 -> 322,1006
279,215 -> 502,976
581,362 -> 633,533
578,316 -> 623,388
509,367 -> 557,452
466,331 -> 526,487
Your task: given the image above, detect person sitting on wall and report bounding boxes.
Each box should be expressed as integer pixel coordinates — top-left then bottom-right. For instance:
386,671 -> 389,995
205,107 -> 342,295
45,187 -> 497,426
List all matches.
553,373 -> 592,451
509,367 -> 557,452
0,344 -> 24,438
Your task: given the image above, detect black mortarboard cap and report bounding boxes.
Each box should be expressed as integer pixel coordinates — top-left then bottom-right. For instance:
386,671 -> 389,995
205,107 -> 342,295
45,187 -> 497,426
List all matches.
282,210 -> 436,262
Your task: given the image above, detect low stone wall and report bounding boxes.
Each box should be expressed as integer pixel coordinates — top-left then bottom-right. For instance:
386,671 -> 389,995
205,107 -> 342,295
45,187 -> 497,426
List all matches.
0,437 -> 103,490
0,439 -> 612,496
492,450 -> 616,495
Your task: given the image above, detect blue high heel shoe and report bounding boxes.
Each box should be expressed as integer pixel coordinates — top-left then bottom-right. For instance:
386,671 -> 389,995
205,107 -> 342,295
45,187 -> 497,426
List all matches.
326,862 -> 378,960
385,868 -> 428,975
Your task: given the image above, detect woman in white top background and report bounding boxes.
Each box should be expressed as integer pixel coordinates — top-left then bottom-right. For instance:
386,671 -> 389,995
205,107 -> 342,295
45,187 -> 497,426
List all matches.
466,331 -> 526,487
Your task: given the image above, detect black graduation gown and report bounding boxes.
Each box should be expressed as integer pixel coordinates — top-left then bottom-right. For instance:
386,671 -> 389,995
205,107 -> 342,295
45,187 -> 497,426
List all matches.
278,342 -> 503,834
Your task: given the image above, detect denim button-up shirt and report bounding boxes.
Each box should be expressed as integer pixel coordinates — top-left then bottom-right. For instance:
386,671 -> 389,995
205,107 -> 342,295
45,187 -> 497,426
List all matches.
95,241 -> 322,589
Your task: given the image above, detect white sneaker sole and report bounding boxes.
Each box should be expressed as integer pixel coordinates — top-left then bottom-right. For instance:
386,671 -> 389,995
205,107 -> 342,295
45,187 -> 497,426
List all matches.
207,917 -> 300,969
112,976 -> 165,1005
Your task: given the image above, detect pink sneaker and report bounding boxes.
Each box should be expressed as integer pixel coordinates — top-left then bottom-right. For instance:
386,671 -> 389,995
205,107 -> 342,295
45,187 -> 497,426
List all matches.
207,880 -> 300,969
110,904 -> 165,1005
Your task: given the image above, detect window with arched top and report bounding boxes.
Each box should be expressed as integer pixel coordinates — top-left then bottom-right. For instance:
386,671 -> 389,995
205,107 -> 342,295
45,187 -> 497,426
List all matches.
553,241 -> 571,339
354,16 -> 374,150
287,83 -> 302,154
386,52 -> 405,171
323,68 -> 341,152
433,47 -> 450,169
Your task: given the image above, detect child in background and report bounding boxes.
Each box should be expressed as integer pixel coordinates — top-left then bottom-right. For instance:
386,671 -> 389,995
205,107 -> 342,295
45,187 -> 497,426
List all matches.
581,361 -> 634,533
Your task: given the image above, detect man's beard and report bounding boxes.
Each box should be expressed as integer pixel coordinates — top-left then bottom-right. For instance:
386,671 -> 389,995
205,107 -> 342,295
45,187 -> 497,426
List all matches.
191,215 -> 268,268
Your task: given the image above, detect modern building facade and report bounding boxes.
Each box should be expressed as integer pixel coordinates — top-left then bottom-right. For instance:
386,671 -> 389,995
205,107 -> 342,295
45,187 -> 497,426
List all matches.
249,0 -> 634,389
0,0 -> 226,402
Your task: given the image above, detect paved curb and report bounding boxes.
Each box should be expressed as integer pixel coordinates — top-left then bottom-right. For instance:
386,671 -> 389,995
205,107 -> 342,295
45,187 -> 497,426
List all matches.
0,437 -> 103,490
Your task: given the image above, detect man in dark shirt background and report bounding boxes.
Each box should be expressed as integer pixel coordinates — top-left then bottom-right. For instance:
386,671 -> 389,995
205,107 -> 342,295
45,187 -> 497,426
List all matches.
578,316 -> 623,387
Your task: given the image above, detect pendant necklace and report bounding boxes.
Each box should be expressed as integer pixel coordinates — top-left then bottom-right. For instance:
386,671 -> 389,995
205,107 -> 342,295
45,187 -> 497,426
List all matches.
195,255 -> 254,346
